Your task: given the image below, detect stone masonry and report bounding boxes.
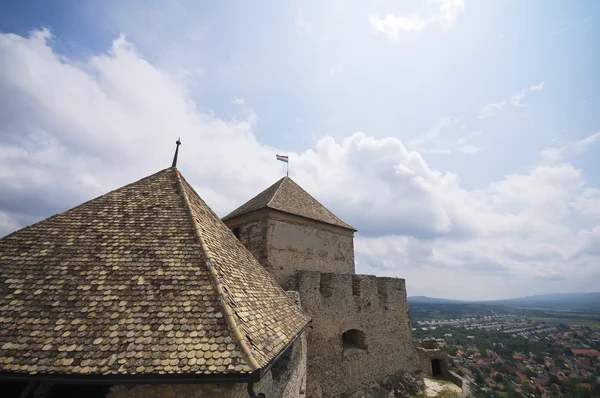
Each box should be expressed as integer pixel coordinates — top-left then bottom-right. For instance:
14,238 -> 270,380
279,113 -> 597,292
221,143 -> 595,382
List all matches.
293,271 -> 419,397
223,176 -> 421,397
415,339 -> 449,378
225,209 -> 355,289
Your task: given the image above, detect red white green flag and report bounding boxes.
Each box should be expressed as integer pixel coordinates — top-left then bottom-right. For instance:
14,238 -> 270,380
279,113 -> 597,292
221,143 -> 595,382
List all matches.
276,154 -> 289,163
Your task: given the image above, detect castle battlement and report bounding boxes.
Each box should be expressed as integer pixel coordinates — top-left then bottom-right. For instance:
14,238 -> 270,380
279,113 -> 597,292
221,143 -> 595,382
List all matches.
294,270 -> 406,311
222,176 -> 420,397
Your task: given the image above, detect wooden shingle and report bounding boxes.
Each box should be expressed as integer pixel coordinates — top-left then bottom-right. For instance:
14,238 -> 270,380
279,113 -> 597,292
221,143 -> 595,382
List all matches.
222,176 -> 355,230
0,168 -> 310,378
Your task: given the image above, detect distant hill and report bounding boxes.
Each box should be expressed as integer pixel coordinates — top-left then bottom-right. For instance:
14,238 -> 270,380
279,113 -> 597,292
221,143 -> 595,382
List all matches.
407,296 -> 463,304
480,292 -> 600,310
408,292 -> 600,311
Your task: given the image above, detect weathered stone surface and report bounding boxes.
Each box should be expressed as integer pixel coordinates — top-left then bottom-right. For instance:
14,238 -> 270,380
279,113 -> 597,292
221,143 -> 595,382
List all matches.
224,209 -> 270,268
415,339 -> 449,377
254,326 -> 308,398
107,383 -> 245,398
268,211 -> 355,288
447,370 -> 472,398
294,271 -> 420,398
341,371 -> 423,398
224,177 -> 421,398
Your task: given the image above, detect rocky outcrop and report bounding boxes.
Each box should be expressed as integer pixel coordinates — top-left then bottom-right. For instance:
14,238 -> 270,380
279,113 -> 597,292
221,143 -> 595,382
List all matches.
341,371 -> 424,398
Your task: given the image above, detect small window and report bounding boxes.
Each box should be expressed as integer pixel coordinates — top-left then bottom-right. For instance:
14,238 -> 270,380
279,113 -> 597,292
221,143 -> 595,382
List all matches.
232,227 -> 241,239
342,329 -> 367,355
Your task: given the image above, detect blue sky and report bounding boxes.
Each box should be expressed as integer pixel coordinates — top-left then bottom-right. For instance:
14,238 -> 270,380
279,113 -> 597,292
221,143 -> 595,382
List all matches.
0,1 -> 599,299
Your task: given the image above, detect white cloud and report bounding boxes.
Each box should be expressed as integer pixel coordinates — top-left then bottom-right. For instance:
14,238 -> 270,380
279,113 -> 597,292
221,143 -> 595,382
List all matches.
0,211 -> 20,237
478,101 -> 506,119
408,118 -> 480,155
408,117 -> 458,149
458,145 -> 480,154
571,188 -> 600,220
295,8 -> 313,35
233,97 -> 245,105
539,147 -> 563,163
509,90 -> 526,107
574,131 -> 600,151
540,131 -> 600,163
1,29 -> 599,300
437,0 -> 467,28
529,81 -> 545,91
370,14 -> 432,39
371,0 -> 467,40
479,82 -> 546,118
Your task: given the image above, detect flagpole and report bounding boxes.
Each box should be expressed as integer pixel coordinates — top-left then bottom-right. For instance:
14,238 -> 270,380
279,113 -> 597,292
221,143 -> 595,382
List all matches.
287,161 -> 289,177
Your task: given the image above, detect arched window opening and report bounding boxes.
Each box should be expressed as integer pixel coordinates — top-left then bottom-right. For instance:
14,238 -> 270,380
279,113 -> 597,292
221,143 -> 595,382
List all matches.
342,329 -> 367,355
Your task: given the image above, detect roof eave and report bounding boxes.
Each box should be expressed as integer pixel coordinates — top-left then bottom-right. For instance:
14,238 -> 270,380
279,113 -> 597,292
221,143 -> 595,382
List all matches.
0,370 -> 260,385
267,208 -> 356,232
222,207 -> 356,232
0,321 -> 312,386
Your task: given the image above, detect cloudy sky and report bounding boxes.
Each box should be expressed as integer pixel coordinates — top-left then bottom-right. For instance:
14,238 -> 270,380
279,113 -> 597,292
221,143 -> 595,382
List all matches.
1,0 -> 599,300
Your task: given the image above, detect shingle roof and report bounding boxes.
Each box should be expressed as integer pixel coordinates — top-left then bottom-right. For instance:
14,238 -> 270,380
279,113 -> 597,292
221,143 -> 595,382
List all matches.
222,177 -> 355,230
0,168 -> 309,379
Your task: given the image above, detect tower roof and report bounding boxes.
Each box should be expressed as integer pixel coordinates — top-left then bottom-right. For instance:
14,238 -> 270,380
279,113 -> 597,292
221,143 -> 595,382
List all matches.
0,168 -> 309,381
223,176 -> 355,231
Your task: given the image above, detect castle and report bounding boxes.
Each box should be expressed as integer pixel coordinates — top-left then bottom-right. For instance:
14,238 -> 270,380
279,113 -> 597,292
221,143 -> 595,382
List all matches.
0,164 -> 423,398
222,176 -> 420,397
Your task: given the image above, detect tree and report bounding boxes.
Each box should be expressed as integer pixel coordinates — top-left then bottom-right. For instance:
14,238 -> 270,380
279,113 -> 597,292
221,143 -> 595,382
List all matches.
507,390 -> 522,398
563,385 -> 592,398
494,374 -> 503,383
534,355 -> 544,365
522,383 -> 534,394
475,373 -> 484,385
565,348 -> 574,356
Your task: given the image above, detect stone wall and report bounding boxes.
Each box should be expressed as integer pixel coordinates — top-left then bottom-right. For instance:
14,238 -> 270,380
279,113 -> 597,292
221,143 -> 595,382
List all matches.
415,348 -> 449,377
106,383 -> 246,398
223,209 -> 355,290
222,209 -> 270,268
415,339 -> 449,378
293,271 -> 419,398
447,370 -> 472,398
267,211 -> 355,289
254,330 -> 307,398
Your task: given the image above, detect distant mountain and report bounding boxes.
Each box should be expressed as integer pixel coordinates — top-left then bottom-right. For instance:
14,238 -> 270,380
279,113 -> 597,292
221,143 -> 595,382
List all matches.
407,296 -> 463,304
408,292 -> 600,311
480,292 -> 600,310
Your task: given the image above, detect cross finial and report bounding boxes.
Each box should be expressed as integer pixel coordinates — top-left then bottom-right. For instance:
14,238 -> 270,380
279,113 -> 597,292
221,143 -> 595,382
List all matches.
171,138 -> 181,168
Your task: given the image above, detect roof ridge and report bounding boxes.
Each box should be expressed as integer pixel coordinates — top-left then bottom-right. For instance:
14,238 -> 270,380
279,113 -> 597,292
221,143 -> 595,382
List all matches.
2,167 -> 175,240
174,170 -> 260,372
265,176 -> 286,208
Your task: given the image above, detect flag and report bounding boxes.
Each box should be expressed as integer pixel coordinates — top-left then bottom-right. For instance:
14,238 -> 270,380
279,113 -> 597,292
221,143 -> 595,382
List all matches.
276,154 -> 289,163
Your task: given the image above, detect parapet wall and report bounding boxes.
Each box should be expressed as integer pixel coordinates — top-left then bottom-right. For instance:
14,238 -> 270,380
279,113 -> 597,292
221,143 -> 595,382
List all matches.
447,370 -> 473,398
293,271 -> 419,397
294,271 -> 407,312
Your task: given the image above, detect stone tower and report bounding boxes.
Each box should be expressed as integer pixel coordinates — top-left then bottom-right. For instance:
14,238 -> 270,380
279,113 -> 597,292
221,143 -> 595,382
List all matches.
222,176 -> 356,289
223,176 -> 421,398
